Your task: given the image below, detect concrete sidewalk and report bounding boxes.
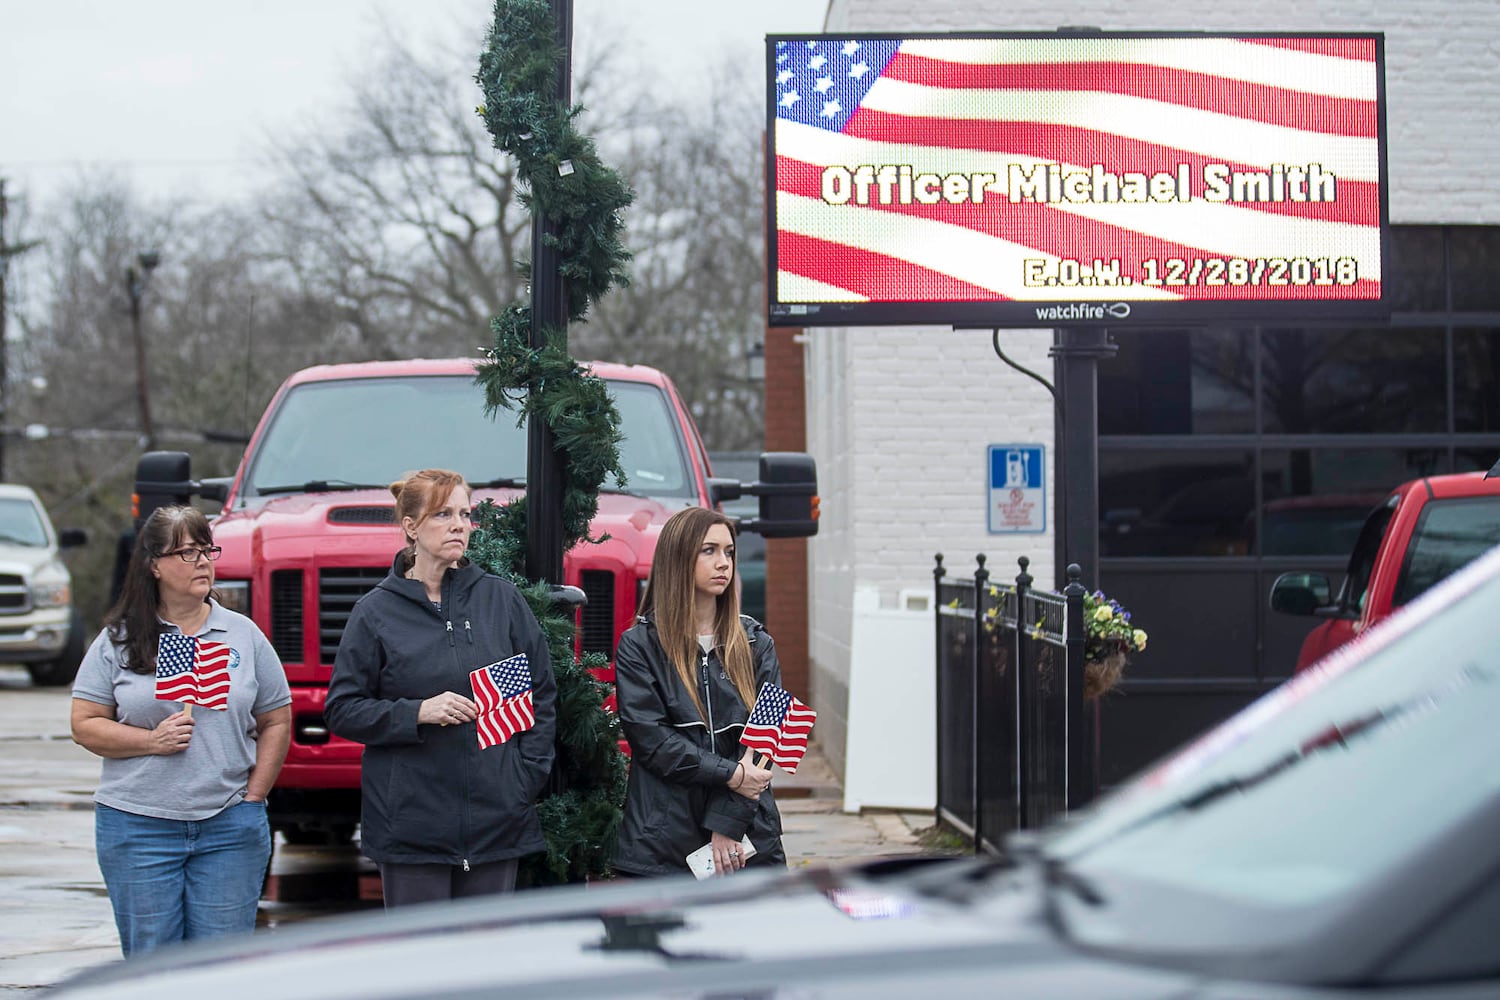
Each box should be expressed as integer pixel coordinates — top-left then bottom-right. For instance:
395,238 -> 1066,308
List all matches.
771,742 -> 935,867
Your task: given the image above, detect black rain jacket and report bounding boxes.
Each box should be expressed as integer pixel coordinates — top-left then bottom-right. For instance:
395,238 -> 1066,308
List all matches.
326,554 -> 556,867
611,614 -> 787,877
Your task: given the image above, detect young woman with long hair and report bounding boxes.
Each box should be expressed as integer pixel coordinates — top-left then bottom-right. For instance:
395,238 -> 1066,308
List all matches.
611,506 -> 784,878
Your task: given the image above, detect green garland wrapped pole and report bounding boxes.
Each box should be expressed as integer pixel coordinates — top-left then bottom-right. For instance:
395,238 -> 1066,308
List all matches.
520,0 -> 569,586
469,0 -> 635,886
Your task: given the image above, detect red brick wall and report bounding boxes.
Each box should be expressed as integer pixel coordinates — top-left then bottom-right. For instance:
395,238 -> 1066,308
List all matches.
763,325 -> 810,701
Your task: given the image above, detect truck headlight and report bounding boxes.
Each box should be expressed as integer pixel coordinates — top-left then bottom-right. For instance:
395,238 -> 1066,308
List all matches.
214,580 -> 251,615
31,580 -> 72,609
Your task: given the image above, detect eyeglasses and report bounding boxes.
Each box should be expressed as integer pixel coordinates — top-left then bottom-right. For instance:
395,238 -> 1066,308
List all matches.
160,545 -> 223,563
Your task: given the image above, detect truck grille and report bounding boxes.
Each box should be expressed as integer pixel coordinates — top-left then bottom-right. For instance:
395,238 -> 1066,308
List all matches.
329,506 -> 395,525
578,569 -> 616,658
270,569 -> 303,662
0,574 -> 28,614
318,568 -> 387,662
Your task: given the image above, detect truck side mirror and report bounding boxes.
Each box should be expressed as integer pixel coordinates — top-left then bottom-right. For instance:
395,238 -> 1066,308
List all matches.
1269,572 -> 1333,616
740,452 -> 819,539
133,451 -> 200,530
57,528 -> 89,549
199,478 -> 233,505
707,478 -> 743,505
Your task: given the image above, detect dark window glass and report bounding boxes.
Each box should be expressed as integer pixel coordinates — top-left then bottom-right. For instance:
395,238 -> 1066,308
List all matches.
1392,497 -> 1500,607
1455,329 -> 1500,433
1341,501 -> 1396,615
1099,329 -> 1254,436
1100,569 -> 1258,680
1385,225 -> 1445,312
1257,448 -> 1440,556
1456,448 -> 1500,474
1260,327 -> 1446,433
1100,450 -> 1254,557
1450,228 -> 1500,311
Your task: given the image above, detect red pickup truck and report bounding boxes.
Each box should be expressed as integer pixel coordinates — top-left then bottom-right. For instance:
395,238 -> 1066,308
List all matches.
1271,470 -> 1500,671
130,358 -> 816,844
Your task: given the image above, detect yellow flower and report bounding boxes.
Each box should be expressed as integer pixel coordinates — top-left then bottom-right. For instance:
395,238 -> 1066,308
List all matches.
1133,629 -> 1148,650
1093,605 -> 1114,623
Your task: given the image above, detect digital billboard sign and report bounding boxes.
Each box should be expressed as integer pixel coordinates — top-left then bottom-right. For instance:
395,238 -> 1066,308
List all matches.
766,32 -> 1388,328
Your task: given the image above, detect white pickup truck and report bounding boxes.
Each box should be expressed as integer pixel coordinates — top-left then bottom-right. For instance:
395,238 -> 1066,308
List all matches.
0,483 -> 87,685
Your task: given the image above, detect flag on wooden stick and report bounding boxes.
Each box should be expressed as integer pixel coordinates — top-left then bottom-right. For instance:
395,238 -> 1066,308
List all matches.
156,634 -> 233,711
740,683 -> 817,772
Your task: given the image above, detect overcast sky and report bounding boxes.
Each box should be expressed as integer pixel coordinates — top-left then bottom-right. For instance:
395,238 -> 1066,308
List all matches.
1,0 -> 828,207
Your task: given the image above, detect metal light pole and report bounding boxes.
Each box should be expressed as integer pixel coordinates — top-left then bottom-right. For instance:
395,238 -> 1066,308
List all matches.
124,250 -> 160,450
524,0 -> 572,586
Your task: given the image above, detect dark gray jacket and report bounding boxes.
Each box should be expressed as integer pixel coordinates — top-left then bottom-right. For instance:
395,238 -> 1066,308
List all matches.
326,554 -> 555,867
611,615 -> 786,877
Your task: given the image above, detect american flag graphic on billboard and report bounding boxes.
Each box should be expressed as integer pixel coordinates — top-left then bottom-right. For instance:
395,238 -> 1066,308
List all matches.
470,653 -> 535,750
156,634 -> 234,711
770,35 -> 1384,318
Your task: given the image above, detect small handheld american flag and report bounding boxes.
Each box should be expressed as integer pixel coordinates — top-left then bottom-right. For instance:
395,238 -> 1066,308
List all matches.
156,634 -> 233,711
740,683 -> 817,773
469,653 -> 534,750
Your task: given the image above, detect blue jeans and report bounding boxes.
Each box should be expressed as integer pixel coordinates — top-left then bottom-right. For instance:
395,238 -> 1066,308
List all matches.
95,800 -> 271,956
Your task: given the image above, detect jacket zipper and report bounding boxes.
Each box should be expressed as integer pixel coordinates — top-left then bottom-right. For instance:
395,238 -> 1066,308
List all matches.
701,650 -> 715,751
443,570 -> 470,872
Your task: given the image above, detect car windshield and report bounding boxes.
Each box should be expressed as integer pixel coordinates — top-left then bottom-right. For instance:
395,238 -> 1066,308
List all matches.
1042,544 -> 1500,960
0,497 -> 49,546
241,375 -> 695,504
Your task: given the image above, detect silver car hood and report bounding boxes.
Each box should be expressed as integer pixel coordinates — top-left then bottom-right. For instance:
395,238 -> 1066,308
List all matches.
56,858 -> 1196,1000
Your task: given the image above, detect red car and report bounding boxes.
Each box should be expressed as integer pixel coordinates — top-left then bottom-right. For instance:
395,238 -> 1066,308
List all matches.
1271,469 -> 1500,670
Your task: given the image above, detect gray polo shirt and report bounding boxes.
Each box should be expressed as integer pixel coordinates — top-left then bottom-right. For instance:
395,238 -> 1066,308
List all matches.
72,600 -> 292,821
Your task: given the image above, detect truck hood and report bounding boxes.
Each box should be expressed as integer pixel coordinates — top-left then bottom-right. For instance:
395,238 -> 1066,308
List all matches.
0,543 -> 65,578
212,489 -> 684,569
55,858 -> 1193,1000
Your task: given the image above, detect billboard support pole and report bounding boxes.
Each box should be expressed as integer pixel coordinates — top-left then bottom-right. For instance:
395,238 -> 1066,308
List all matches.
1050,328 -> 1116,593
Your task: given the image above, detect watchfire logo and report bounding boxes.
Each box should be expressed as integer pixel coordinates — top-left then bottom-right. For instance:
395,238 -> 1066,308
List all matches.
1033,302 -> 1132,320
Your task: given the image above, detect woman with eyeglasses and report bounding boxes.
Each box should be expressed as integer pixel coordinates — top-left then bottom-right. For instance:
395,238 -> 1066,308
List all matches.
70,505 -> 291,956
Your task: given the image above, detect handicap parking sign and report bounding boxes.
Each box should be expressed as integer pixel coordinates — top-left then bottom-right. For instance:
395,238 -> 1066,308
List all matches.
988,444 -> 1045,533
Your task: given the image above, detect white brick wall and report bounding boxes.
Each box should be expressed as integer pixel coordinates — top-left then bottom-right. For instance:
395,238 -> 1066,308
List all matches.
808,0 -> 1500,783
808,326 -> 1058,597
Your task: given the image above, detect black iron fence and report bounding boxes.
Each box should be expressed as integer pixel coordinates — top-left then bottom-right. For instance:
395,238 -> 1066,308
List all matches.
935,554 -> 1099,854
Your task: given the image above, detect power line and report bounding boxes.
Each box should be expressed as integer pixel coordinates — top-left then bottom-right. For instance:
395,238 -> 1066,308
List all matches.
5,157 -> 258,170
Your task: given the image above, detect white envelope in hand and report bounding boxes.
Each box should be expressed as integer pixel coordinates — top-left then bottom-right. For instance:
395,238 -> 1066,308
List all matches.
685,836 -> 757,880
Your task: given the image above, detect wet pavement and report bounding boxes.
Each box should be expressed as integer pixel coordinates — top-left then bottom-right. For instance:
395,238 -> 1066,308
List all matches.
0,665 -> 933,994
